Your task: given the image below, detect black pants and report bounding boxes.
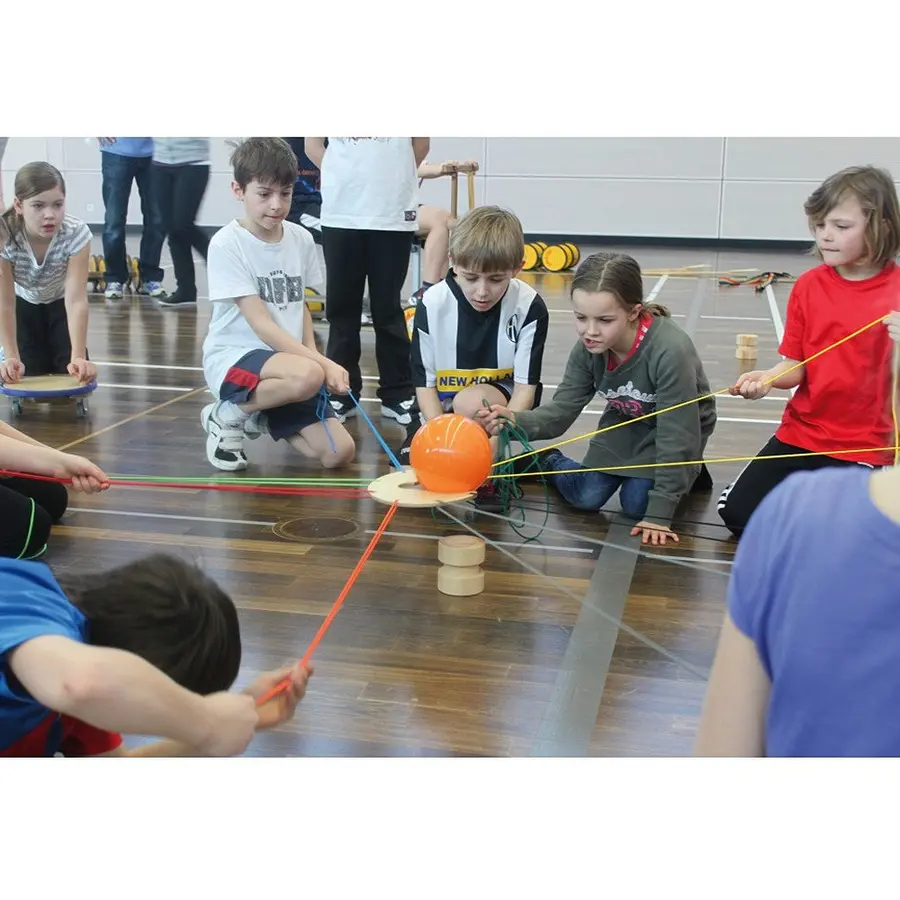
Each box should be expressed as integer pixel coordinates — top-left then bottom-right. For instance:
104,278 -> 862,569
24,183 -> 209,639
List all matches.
0,476 -> 68,559
287,198 -> 323,246
321,227 -> 413,404
154,163 -> 210,301
16,297 -> 79,375
717,435 -> 872,536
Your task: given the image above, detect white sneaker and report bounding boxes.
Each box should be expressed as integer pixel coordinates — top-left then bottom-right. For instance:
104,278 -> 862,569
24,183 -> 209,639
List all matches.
243,411 -> 269,440
201,401 -> 248,471
105,282 -> 124,300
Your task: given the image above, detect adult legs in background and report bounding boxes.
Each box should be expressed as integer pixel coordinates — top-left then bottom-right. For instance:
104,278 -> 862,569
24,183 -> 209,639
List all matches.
100,152 -> 139,296
322,226 -> 368,417
156,164 -> 210,307
409,204 -> 452,304
0,476 -> 69,560
364,229 -> 415,422
132,156 -> 166,294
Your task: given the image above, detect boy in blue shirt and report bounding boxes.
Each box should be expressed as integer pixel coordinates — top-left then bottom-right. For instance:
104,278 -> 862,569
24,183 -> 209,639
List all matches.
0,553 -> 312,756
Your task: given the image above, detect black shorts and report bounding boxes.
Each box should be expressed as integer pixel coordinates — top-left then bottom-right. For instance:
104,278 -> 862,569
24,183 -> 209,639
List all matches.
219,349 -> 336,441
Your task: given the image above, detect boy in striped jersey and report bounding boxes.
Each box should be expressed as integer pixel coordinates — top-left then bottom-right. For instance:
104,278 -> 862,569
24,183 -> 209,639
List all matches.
407,206 -> 549,505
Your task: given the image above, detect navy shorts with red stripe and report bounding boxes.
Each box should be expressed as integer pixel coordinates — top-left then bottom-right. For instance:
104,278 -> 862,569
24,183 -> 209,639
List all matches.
220,349 -> 337,441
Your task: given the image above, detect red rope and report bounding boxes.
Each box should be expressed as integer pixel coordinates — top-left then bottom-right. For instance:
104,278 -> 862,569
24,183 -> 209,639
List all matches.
254,501 -> 400,706
0,469 -> 369,499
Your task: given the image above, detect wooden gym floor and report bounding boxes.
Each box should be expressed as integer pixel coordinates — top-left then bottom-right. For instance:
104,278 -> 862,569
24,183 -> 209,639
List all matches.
25,236 -> 813,757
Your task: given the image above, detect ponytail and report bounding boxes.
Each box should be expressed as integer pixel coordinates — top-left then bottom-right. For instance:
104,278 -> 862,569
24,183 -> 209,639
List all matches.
0,205 -> 20,247
642,301 -> 671,318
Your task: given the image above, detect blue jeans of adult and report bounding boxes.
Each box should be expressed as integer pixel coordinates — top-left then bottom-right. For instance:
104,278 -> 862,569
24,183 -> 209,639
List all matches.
101,152 -> 165,284
543,449 -> 654,519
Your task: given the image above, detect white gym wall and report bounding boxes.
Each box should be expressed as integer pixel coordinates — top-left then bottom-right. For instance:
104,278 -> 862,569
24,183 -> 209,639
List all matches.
4,137 -> 900,242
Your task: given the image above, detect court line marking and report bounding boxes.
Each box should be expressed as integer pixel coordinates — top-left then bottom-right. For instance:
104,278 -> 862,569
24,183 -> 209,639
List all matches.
54,387 -> 207,452
64,507 -> 595,556
765,284 -> 785,343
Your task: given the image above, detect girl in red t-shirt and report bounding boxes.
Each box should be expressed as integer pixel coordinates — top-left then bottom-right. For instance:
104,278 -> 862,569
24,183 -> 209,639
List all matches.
719,165 -> 900,536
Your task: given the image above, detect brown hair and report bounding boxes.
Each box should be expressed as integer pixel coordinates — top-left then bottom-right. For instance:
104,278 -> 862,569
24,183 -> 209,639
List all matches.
56,553 -> 242,696
449,205 -> 524,273
804,165 -> 900,267
229,137 -> 298,190
571,251 -> 670,317
0,161 -> 66,244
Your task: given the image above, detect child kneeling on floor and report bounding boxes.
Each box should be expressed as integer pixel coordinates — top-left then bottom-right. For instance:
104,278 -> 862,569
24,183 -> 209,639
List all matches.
479,252 -> 716,545
202,138 -> 355,471
0,553 -> 312,756
406,205 -> 549,506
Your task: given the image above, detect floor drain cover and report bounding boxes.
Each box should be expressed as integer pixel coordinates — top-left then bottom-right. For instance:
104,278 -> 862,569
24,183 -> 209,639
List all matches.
273,516 -> 361,543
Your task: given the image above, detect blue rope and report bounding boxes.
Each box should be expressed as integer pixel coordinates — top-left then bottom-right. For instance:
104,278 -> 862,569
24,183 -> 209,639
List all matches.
315,387 -> 339,455
347,389 -> 404,471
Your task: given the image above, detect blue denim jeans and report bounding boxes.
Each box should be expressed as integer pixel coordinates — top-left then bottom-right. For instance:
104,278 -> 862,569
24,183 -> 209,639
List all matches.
101,152 -> 164,284
543,450 -> 654,519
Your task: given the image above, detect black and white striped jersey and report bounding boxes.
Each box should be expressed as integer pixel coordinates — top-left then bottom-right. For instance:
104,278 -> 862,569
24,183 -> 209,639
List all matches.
410,273 -> 549,402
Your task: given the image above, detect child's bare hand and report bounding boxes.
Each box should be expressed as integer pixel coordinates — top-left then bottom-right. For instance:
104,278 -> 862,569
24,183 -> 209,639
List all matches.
475,404 -> 514,436
631,521 -> 679,545
730,370 -> 772,400
322,361 -> 350,395
68,358 -> 96,384
58,454 -> 109,493
245,662 -> 315,731
885,311 -> 900,345
0,358 -> 24,383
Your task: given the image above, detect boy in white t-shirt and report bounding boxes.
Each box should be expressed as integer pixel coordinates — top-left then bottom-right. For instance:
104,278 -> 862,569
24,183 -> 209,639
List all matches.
201,138 -> 355,472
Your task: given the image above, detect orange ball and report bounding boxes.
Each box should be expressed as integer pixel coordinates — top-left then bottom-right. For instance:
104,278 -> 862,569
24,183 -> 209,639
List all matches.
410,413 -> 493,493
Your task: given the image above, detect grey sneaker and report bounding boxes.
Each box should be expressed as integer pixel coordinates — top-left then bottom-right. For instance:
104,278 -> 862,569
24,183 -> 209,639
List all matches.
104,282 -> 124,300
138,280 -> 167,298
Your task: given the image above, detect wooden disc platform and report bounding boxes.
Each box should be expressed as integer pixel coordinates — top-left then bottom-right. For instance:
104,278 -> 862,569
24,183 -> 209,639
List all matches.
367,467 -> 476,508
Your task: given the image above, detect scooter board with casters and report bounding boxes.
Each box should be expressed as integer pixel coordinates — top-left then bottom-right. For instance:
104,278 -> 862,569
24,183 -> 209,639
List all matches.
0,374 -> 97,419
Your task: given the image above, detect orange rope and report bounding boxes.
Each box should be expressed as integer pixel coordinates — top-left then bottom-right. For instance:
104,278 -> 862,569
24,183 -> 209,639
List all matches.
255,500 -> 400,707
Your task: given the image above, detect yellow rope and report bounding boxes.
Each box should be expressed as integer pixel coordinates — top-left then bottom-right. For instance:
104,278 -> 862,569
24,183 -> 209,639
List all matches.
490,445 -> 899,480
496,313 -> 889,469
893,342 -> 900,467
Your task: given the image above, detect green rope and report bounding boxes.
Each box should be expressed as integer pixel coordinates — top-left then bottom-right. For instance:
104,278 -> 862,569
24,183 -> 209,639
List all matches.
430,415 -> 552,542
489,420 -> 551,542
108,474 -> 371,487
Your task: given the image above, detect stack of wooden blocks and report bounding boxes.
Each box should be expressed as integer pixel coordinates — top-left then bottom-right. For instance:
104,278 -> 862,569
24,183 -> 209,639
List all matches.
736,333 -> 758,362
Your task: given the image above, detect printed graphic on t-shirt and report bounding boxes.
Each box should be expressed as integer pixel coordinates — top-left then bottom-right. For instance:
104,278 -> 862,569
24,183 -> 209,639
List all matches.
602,380 -> 657,418
257,269 -> 304,311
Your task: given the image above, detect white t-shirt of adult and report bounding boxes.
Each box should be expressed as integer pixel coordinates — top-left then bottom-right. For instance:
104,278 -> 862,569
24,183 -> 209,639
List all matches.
202,219 -> 324,395
0,214 -> 92,305
319,137 -> 419,231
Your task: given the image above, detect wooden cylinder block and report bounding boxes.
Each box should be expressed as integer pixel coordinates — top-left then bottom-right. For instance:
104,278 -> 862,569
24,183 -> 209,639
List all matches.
736,334 -> 758,347
438,534 -> 485,567
438,564 -> 485,596
736,346 -> 758,360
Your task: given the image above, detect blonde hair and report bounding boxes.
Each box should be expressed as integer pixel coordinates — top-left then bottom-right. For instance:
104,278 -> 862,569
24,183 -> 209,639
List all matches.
0,161 -> 66,244
571,252 -> 670,317
449,205 -> 524,273
805,165 -> 900,267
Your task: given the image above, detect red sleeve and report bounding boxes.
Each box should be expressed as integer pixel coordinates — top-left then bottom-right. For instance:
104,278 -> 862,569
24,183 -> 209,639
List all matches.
58,716 -> 123,757
778,279 -> 806,361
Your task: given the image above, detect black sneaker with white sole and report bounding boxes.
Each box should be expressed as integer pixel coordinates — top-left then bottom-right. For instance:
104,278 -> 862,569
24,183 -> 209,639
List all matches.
381,397 -> 416,426
201,401 -> 248,471
329,397 -> 358,422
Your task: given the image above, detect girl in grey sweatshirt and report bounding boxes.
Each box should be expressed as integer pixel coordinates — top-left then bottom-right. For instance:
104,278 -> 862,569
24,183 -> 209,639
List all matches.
478,252 -> 716,545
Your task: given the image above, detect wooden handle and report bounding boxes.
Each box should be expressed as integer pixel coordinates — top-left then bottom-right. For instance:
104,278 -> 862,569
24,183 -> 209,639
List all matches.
450,173 -> 458,218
